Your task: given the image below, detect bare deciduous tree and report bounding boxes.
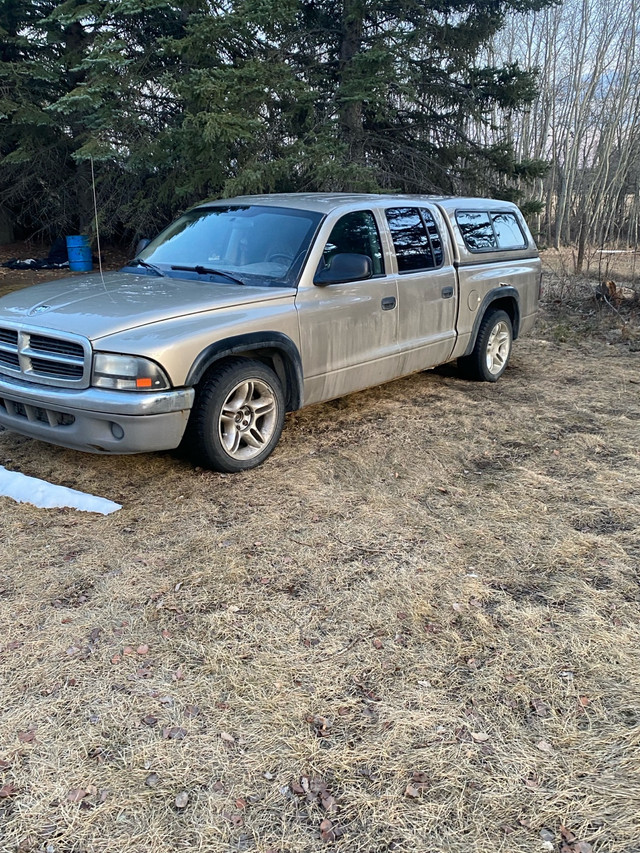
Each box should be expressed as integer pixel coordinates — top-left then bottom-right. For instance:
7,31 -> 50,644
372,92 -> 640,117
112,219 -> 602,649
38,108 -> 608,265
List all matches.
476,0 -> 640,264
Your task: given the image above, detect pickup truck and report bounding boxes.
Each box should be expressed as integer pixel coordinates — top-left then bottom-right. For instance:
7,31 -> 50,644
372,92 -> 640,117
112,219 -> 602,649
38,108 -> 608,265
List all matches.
0,193 -> 540,472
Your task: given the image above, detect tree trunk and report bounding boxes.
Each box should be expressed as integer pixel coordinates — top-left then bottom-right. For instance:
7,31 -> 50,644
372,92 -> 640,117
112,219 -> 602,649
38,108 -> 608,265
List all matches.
338,0 -> 365,165
0,206 -> 15,245
62,20 -> 94,233
575,207 -> 588,272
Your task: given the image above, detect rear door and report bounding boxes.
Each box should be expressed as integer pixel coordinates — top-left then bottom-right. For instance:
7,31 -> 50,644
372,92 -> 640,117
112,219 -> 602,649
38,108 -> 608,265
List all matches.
383,205 -> 458,372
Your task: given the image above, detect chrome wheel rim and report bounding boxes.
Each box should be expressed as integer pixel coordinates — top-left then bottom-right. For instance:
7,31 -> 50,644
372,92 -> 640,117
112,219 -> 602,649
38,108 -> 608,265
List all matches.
218,379 -> 278,460
485,321 -> 511,375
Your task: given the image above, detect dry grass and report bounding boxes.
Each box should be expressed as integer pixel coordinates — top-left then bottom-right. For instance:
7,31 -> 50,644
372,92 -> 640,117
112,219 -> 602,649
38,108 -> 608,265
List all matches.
540,246 -> 640,285
0,259 -> 639,853
540,248 -> 639,308
538,249 -> 640,356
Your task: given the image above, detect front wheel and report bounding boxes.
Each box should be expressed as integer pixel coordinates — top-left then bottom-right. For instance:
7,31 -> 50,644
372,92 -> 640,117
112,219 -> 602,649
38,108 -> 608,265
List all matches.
184,358 -> 285,472
458,309 -> 513,382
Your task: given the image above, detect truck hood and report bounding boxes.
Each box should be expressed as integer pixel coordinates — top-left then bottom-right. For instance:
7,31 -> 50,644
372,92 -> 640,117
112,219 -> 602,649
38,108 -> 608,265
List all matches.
0,271 -> 294,341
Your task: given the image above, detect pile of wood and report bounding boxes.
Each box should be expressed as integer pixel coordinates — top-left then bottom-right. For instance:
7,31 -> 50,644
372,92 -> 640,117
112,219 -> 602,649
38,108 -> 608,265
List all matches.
594,280 -> 637,306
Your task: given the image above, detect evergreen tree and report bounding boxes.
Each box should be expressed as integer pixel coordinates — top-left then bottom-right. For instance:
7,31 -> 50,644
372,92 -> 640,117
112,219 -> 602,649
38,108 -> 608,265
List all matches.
158,0 -> 554,200
0,0 -> 198,240
0,0 -> 555,244
289,0 -> 553,194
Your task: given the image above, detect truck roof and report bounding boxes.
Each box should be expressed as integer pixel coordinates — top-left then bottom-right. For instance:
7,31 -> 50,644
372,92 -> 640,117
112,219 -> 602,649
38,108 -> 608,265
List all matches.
195,193 -> 522,215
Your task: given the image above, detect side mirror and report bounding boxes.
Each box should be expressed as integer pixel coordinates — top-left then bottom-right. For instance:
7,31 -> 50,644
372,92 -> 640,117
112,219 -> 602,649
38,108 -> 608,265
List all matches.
135,238 -> 151,255
314,253 -> 372,286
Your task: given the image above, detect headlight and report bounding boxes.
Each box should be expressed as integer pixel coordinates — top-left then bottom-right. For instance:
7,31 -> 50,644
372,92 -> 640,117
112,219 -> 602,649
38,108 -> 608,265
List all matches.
92,353 -> 171,391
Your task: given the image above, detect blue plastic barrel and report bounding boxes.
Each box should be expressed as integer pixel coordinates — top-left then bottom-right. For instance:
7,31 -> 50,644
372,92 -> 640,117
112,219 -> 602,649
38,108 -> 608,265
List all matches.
66,235 -> 93,272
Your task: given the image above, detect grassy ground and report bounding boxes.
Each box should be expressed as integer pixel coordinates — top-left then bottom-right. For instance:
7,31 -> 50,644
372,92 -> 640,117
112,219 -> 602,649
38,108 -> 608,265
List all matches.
0,251 -> 639,853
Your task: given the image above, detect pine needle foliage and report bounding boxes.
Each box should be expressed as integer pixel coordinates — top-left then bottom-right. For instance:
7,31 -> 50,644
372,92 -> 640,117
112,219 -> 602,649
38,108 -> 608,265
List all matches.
0,0 -> 554,242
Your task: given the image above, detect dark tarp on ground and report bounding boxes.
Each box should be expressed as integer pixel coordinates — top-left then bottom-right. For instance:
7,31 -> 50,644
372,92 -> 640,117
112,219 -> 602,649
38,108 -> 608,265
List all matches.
3,237 -> 69,270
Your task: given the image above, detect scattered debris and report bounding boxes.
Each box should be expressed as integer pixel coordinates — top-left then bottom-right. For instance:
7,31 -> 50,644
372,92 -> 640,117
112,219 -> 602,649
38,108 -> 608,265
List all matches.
175,791 -> 189,809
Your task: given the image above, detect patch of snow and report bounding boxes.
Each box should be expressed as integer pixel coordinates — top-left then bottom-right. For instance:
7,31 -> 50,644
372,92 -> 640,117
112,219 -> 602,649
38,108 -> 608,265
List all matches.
0,466 -> 121,515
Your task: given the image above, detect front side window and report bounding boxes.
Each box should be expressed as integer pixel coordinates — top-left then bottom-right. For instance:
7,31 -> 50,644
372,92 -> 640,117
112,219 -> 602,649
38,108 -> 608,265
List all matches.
322,211 -> 384,276
386,207 -> 443,272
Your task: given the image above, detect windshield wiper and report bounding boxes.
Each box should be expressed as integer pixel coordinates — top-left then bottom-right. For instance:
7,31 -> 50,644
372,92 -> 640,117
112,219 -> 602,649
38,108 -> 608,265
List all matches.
128,258 -> 164,277
171,265 -> 246,286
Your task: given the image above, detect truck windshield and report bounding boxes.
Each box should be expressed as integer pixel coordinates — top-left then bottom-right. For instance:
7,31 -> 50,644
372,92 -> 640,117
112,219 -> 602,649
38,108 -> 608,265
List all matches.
133,205 -> 323,287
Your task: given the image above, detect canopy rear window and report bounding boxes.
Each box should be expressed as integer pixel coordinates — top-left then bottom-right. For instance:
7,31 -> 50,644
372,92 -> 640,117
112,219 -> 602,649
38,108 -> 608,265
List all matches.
456,210 -> 527,252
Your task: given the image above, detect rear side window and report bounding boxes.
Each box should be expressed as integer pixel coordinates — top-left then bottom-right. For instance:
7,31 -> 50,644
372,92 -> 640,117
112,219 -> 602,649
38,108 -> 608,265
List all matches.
386,207 -> 443,272
421,209 -> 444,266
456,210 -> 527,252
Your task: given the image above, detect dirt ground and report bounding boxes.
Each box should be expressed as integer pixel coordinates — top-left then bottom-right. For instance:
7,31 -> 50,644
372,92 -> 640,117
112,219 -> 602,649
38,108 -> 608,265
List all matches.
0,250 -> 639,853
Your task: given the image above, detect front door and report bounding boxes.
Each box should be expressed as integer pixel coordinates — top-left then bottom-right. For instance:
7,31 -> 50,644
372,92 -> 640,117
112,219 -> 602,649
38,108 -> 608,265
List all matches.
295,209 -> 400,405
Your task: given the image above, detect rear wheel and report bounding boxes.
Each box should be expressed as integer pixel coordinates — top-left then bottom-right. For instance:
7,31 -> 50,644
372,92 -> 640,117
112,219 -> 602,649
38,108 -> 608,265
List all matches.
184,358 -> 285,472
458,309 -> 513,382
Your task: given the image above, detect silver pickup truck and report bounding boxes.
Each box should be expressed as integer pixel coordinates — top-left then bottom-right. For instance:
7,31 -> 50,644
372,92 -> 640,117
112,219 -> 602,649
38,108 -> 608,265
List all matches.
0,194 -> 540,472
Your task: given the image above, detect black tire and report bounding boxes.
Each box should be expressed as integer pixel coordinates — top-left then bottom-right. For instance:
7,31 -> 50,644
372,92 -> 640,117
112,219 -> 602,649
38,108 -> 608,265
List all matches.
458,309 -> 513,382
183,358 -> 285,472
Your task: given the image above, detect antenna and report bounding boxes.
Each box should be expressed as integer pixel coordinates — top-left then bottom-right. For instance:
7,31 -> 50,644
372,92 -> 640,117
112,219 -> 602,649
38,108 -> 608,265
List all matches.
90,156 -> 105,285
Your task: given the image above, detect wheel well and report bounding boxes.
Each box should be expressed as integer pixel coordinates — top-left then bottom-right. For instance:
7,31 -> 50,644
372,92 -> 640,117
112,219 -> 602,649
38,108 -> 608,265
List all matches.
199,349 -> 301,412
485,297 -> 520,339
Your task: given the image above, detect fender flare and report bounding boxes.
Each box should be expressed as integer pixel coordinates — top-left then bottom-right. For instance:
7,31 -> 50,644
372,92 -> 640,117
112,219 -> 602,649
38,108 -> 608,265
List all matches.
462,287 -> 521,357
185,331 -> 304,411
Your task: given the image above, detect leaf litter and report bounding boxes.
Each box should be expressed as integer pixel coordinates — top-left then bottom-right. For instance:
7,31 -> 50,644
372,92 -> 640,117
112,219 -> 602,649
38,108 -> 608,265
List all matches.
0,281 -> 639,852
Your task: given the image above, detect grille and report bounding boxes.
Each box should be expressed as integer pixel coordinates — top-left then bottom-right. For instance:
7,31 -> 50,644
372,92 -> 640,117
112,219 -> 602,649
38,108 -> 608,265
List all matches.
0,396 -> 75,427
0,329 -> 18,346
0,351 -> 20,369
29,335 -> 85,359
0,325 -> 89,387
29,357 -> 84,379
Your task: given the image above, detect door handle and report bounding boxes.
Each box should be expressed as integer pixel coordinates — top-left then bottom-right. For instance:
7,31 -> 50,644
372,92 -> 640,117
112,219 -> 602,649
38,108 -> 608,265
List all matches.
381,296 -> 397,310
441,286 -> 454,299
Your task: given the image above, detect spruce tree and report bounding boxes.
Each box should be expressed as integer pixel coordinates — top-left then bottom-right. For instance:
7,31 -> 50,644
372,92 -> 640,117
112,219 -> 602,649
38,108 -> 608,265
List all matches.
0,0 -> 200,240
1,0 -> 556,244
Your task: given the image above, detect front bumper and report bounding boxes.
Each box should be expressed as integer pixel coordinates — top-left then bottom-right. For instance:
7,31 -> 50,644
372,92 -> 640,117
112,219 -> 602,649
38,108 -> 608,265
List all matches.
0,375 -> 195,454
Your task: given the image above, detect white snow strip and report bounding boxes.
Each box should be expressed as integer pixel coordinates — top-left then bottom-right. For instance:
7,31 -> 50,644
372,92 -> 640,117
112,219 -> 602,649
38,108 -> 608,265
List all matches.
0,466 -> 121,515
